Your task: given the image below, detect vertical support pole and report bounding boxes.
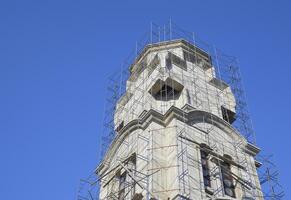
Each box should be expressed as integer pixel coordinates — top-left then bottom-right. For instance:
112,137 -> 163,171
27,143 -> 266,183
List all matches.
213,45 -> 222,82
267,168 -> 276,200
158,26 -> 161,42
169,18 -> 172,40
192,32 -> 198,107
164,25 -> 166,41
146,130 -> 151,200
235,57 -> 257,145
135,41 -> 138,59
150,22 -> 153,44
120,64 -> 123,100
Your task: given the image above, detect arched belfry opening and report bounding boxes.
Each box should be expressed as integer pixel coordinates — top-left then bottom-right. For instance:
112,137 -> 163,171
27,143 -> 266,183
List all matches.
149,78 -> 183,101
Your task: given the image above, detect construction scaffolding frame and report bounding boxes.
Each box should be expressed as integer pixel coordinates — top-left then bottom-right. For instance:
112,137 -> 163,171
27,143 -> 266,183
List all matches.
77,21 -> 284,200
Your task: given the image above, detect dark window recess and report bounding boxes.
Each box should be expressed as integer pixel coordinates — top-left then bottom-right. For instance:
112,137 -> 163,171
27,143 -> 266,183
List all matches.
132,193 -> 143,200
221,162 -> 236,198
149,78 -> 184,101
166,52 -> 187,70
129,155 -> 137,196
118,172 -> 126,200
116,154 -> 137,199
166,55 -> 172,70
221,106 -> 236,124
154,84 -> 180,101
115,121 -> 124,132
186,89 -> 191,104
149,54 -> 159,69
148,54 -> 160,76
201,150 -> 211,187
183,51 -> 197,63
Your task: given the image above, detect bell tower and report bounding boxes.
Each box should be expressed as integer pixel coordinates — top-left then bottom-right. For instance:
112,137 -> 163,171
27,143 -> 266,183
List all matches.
96,39 -> 263,200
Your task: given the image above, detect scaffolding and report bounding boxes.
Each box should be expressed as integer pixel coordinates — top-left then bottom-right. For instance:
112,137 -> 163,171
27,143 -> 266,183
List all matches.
77,21 -> 284,200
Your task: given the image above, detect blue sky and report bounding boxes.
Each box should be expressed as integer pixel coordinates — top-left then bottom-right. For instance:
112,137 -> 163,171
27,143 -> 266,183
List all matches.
0,0 -> 290,199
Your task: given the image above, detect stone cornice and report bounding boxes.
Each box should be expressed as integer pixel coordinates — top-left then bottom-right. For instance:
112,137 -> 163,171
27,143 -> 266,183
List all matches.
96,106 -> 259,175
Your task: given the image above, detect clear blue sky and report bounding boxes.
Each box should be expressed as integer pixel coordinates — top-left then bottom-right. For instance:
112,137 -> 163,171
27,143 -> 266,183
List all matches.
0,0 -> 290,199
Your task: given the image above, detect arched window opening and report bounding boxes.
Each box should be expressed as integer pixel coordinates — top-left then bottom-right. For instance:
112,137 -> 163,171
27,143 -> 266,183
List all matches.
149,78 -> 183,101
201,150 -> 211,188
221,162 -> 236,198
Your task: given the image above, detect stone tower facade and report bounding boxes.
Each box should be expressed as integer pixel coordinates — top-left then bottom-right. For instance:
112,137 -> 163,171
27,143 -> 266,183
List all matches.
96,40 -> 263,200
